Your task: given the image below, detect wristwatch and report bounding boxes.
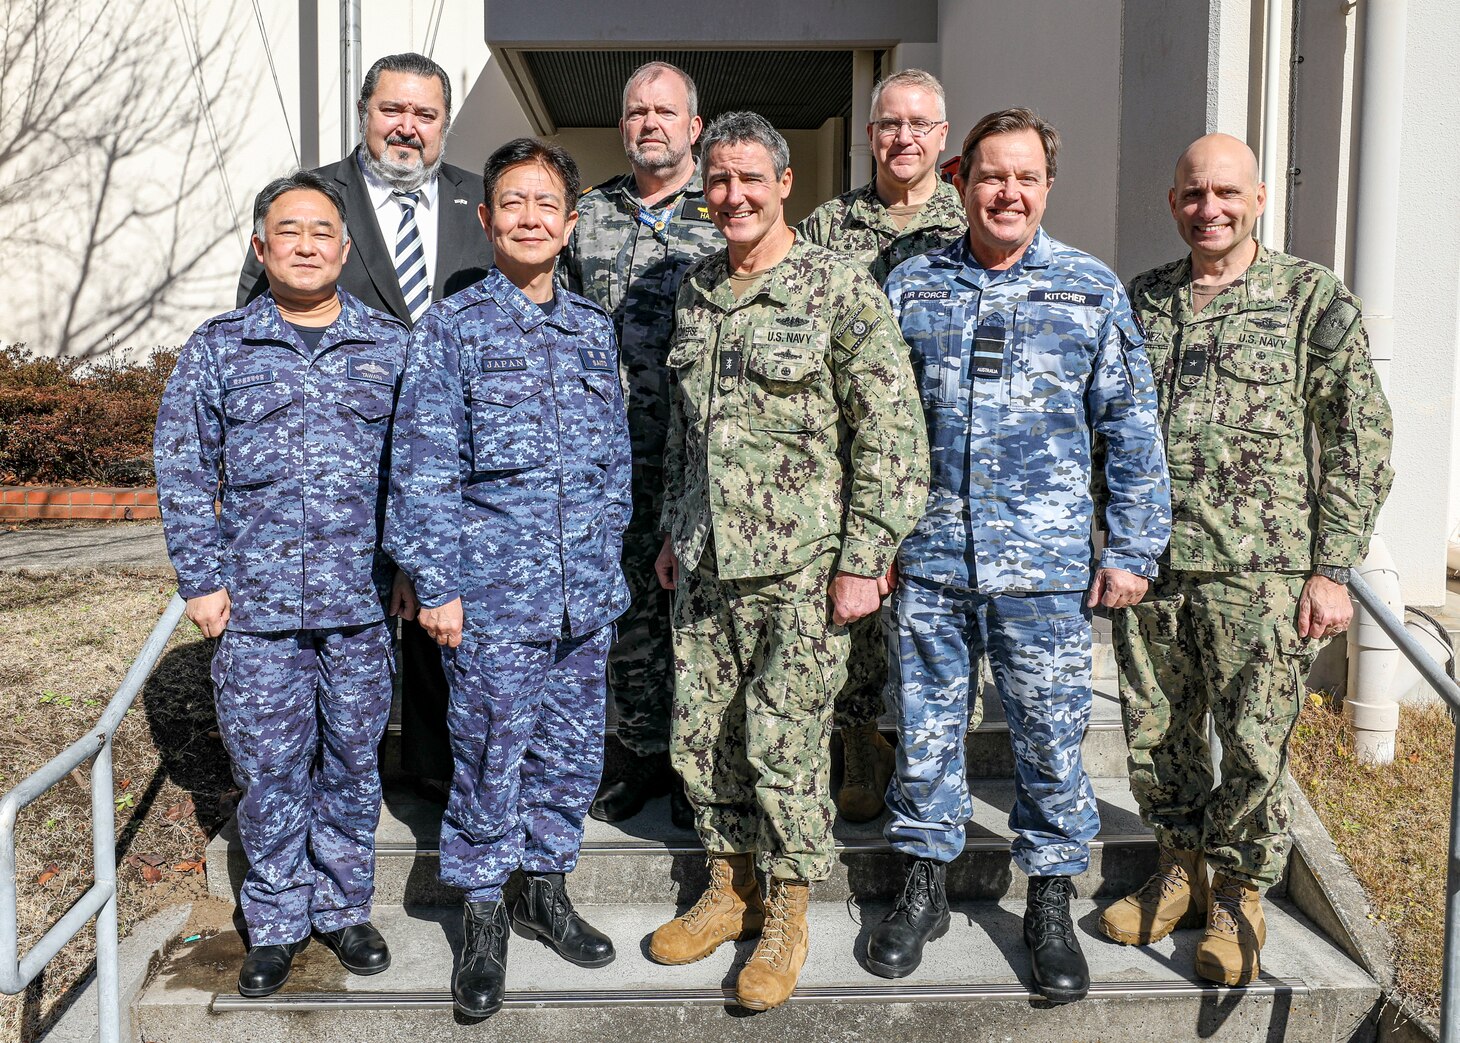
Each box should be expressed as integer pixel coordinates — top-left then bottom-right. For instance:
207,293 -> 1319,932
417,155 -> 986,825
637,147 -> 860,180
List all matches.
1313,564 -> 1351,584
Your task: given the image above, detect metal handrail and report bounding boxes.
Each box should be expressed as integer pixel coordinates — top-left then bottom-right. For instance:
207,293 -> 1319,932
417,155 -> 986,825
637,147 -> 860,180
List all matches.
0,594 -> 187,1043
1346,571 -> 1460,1043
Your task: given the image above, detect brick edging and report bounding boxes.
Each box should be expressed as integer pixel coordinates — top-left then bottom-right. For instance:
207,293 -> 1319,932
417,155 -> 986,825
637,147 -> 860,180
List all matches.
0,485 -> 160,522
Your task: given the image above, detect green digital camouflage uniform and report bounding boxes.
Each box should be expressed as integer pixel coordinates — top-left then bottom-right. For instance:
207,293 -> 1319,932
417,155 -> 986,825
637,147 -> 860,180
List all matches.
1115,245 -> 1393,887
558,172 -> 723,756
796,177 -> 967,731
662,238 -> 929,881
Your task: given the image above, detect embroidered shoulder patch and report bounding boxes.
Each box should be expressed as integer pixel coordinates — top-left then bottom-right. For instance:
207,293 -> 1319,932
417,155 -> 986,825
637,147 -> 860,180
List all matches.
347,357 -> 396,385
679,198 -> 714,223
833,303 -> 884,355
1312,297 -> 1359,353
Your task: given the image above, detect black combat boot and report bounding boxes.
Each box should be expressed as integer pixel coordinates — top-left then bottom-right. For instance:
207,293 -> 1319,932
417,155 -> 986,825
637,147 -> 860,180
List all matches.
454,899 -> 509,1018
865,857 -> 951,978
315,921 -> 390,975
590,748 -> 671,822
510,872 -> 615,967
1024,875 -> 1089,1003
669,782 -> 695,832
238,938 -> 307,997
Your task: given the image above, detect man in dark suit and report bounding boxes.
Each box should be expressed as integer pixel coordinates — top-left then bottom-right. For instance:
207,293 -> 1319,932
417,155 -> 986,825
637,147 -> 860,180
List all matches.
240,52 -> 493,797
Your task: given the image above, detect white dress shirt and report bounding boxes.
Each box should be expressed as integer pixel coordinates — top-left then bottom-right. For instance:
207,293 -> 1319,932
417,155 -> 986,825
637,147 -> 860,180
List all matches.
360,156 -> 440,297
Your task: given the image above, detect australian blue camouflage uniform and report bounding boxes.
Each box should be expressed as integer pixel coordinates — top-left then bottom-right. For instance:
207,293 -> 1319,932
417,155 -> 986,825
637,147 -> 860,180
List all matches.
153,290 -> 407,944
558,173 -> 722,757
797,178 -> 968,732
1115,245 -> 1392,887
884,229 -> 1171,876
662,238 -> 929,881
385,268 -> 632,901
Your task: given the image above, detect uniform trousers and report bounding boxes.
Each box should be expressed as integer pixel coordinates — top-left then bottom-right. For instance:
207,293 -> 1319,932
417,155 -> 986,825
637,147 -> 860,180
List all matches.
211,622 -> 393,944
439,624 -> 611,902
670,550 -> 849,882
1112,570 -> 1315,887
885,577 -> 1097,876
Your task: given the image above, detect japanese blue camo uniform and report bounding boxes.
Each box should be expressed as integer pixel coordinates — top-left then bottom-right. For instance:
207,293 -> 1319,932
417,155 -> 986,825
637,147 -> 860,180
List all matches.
883,228 -> 1171,877
384,267 -> 632,901
153,290 -> 407,945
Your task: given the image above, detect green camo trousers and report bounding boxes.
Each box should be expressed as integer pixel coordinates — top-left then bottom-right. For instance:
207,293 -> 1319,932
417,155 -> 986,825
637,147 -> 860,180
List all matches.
669,550 -> 848,882
1112,570 -> 1318,887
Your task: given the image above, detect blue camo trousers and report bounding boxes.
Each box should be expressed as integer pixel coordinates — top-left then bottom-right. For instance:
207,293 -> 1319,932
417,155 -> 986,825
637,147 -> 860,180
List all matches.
439,624 -> 611,902
885,577 -> 1098,876
211,623 -> 393,945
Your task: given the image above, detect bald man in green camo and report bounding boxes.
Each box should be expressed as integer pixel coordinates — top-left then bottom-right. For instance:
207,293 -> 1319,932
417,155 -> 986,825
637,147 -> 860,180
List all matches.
796,69 -> 966,822
1100,133 -> 1393,987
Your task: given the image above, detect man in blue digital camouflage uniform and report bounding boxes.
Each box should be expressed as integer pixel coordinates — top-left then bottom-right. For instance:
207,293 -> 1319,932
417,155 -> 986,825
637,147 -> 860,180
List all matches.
385,138 -> 631,1019
870,109 -> 1171,1003
155,170 -> 408,997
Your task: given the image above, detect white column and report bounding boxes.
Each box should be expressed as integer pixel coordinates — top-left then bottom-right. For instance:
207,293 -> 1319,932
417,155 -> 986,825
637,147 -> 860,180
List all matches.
849,50 -> 875,190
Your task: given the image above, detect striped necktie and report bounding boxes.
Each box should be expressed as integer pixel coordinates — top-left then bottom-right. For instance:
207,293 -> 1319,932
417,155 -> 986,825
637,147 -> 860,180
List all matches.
394,191 -> 430,324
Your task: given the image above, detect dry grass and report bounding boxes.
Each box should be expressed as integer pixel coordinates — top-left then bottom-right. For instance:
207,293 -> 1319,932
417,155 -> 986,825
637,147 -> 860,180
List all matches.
0,570 -> 232,1043
1290,692 -> 1453,1023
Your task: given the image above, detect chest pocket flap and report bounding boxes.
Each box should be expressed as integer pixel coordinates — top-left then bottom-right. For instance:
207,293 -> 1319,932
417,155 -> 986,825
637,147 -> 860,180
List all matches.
223,380 -> 292,423
1216,344 -> 1297,385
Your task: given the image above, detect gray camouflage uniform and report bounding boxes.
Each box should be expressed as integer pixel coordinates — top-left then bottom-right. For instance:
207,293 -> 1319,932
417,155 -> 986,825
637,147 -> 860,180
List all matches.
559,172 -> 723,756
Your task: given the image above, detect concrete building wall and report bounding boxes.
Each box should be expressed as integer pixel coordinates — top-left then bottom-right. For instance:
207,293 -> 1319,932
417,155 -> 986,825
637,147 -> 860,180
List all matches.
935,0 -> 1123,262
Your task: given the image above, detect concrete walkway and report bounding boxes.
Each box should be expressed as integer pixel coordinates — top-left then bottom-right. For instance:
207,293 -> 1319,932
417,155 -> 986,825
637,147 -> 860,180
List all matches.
0,521 -> 171,571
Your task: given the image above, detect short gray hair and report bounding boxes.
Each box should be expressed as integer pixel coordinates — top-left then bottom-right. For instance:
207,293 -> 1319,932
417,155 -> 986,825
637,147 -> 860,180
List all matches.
698,111 -> 790,180
252,169 -> 350,243
869,68 -> 946,122
621,61 -> 698,122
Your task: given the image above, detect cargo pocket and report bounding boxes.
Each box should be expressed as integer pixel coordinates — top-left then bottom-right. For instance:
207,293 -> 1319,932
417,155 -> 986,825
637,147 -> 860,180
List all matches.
335,381 -> 395,476
465,371 -> 547,473
1212,345 -> 1299,434
1010,303 -> 1088,414
744,344 -> 826,433
222,382 -> 293,484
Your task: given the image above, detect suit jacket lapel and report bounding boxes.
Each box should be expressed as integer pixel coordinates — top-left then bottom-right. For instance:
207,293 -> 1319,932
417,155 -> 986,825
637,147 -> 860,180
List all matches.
336,149 -> 412,323
435,164 -> 478,301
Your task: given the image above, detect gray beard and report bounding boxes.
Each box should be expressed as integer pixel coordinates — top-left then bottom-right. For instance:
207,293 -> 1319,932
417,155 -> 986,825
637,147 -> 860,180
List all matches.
626,138 -> 689,175
362,144 -> 442,194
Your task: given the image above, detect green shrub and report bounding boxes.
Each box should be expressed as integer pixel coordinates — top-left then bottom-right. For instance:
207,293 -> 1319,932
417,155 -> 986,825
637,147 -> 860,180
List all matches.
0,346 -> 178,486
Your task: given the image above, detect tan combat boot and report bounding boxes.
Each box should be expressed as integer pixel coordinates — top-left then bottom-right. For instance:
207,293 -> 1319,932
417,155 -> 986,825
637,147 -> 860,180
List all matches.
649,854 -> 764,965
736,878 -> 810,1011
837,722 -> 895,823
1099,847 -> 1209,945
1194,872 -> 1266,986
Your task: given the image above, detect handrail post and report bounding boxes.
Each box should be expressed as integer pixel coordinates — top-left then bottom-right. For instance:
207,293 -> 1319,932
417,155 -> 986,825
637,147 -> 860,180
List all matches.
1445,722 -> 1460,1043
93,735 -> 120,1043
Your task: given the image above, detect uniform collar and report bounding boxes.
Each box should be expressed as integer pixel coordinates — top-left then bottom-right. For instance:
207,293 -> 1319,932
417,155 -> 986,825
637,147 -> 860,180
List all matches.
1168,240 -> 1280,323
241,289 -> 377,356
846,178 -> 965,234
688,235 -> 809,311
932,225 -> 1052,281
603,169 -> 704,211
483,267 -> 588,334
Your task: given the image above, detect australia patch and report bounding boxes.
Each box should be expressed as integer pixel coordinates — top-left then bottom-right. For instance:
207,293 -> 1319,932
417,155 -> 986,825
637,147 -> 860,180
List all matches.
347,356 -> 396,385
901,289 -> 951,304
224,370 -> 274,390
479,356 -> 528,372
1029,289 -> 1104,307
578,346 -> 615,372
679,198 -> 714,223
1312,297 -> 1359,352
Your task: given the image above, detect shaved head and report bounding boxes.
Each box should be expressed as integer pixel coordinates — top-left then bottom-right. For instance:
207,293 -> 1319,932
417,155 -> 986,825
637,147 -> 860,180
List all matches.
1174,133 -> 1260,190
1168,133 -> 1267,272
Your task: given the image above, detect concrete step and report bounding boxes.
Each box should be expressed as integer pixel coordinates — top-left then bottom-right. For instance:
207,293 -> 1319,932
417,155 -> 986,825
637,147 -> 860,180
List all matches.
383,680 -> 1133,782
206,775 -> 1162,907
135,896 -> 1379,1042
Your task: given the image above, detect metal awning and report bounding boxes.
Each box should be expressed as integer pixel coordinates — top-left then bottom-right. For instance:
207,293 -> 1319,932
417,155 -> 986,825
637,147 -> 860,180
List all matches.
484,0 -> 937,134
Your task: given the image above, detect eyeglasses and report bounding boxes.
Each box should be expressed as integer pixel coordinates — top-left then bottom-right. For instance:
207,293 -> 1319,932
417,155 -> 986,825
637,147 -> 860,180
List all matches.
871,118 -> 946,139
